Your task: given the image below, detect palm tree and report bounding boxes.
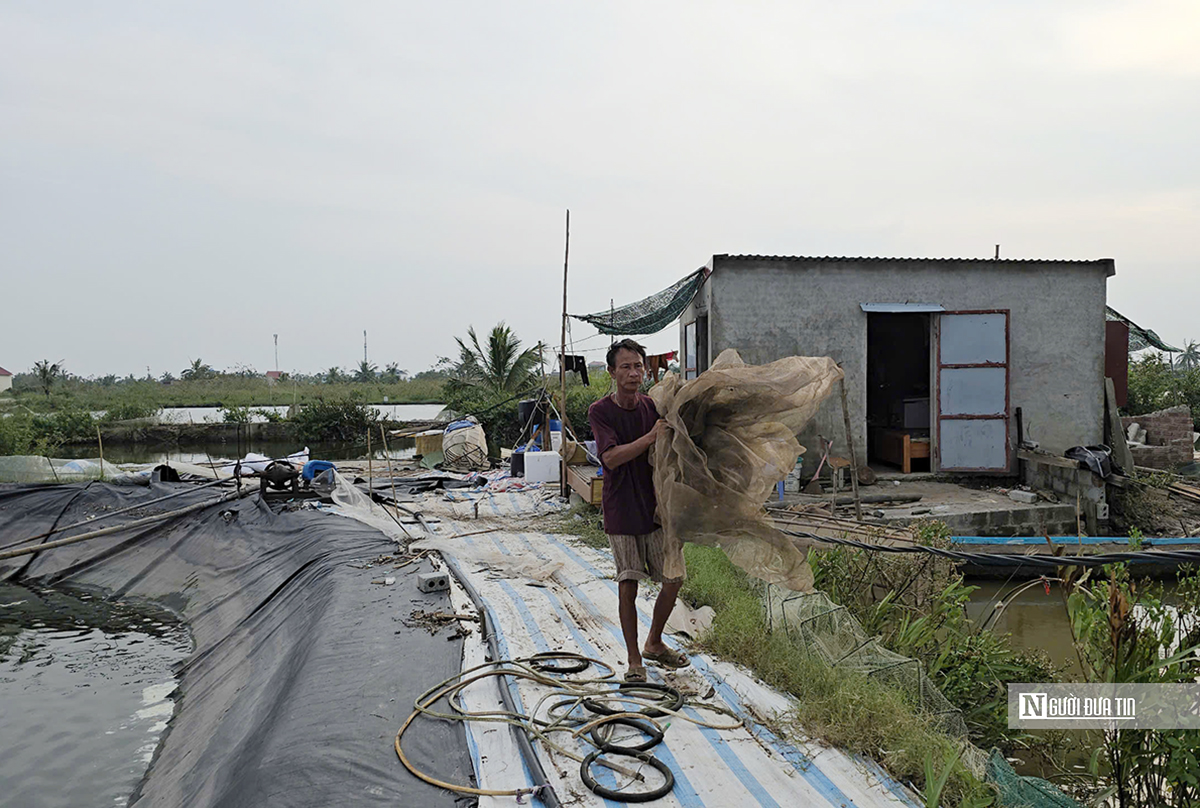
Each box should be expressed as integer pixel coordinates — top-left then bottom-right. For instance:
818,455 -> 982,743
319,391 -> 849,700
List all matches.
381,363 -> 405,383
1176,340 -> 1200,373
448,322 -> 543,395
180,358 -> 217,381
324,366 -> 345,384
32,359 -> 64,397
354,360 -> 379,383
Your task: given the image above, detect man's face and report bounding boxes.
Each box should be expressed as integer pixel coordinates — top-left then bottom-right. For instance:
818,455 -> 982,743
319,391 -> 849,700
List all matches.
609,348 -> 645,394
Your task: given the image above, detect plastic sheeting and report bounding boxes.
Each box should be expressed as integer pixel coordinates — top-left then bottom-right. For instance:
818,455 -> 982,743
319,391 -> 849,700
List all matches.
0,456 -> 126,483
0,482 -> 474,808
648,349 -> 844,590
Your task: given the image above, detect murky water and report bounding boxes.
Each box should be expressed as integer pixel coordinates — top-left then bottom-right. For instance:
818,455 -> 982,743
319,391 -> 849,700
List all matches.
0,585 -> 191,808
966,579 -> 1082,674
57,437 -> 417,466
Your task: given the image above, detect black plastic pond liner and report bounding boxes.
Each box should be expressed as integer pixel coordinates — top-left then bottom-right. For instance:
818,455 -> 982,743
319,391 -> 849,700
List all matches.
0,482 -> 475,808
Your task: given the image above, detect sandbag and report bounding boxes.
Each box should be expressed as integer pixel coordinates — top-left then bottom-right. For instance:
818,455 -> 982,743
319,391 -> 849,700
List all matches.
648,349 -> 843,591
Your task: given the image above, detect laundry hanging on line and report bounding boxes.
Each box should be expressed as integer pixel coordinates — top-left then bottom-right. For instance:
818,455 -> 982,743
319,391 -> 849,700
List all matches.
559,355 -> 589,386
647,351 -> 677,383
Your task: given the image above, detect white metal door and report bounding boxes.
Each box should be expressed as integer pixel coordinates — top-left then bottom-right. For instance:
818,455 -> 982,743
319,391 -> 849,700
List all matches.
937,311 -> 1010,472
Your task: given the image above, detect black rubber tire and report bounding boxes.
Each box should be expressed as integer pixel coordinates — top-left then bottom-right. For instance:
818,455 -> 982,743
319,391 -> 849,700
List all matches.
580,749 -> 674,802
527,652 -> 590,675
582,682 -> 683,719
589,715 -> 664,753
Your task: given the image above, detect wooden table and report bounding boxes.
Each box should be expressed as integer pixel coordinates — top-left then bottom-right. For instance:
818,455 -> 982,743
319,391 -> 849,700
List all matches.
874,429 -> 931,474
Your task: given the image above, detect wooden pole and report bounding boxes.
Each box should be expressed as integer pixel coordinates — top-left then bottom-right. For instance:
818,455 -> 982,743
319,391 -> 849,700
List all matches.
560,209 -> 570,499
379,425 -> 413,540
838,377 -> 863,521
96,424 -> 105,481
367,427 -> 373,493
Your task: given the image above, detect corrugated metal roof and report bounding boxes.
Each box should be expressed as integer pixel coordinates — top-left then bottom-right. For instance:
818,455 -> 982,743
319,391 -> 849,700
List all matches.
715,254 -> 1116,275
0,366 -> 11,376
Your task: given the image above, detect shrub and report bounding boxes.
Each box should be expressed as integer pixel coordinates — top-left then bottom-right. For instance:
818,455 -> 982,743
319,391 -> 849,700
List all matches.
290,394 -> 378,442
220,405 -> 254,424
31,407 -> 97,443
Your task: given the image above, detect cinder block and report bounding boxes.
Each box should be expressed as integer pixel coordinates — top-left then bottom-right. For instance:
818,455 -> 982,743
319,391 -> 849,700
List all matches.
1009,489 -> 1038,504
418,572 -> 450,593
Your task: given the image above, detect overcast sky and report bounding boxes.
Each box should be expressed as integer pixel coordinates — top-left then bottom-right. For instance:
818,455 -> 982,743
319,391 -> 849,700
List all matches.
2,1 -> 1197,380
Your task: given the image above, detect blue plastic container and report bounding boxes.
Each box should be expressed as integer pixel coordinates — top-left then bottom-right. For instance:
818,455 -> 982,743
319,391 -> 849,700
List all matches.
302,460 -> 337,481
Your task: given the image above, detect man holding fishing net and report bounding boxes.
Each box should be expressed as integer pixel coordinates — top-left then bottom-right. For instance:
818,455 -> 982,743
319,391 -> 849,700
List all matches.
588,338 -> 691,683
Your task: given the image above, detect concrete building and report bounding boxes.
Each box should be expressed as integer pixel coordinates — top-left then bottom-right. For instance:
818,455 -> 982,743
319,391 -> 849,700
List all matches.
678,255 -> 1115,474
0,366 -> 11,394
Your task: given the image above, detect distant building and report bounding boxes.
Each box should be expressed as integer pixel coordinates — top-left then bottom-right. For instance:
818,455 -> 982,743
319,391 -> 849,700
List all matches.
266,370 -> 283,386
0,366 -> 11,394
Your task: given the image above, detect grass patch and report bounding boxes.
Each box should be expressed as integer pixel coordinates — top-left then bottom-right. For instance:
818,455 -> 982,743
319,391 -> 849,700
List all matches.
545,502 -> 609,550
680,544 -> 996,807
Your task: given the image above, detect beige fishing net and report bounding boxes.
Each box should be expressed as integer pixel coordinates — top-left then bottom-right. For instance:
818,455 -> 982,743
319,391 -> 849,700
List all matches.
648,349 -> 843,591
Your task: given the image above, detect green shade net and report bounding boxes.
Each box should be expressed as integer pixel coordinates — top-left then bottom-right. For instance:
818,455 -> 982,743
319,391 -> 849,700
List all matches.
572,268 -> 706,336
1107,306 -> 1181,353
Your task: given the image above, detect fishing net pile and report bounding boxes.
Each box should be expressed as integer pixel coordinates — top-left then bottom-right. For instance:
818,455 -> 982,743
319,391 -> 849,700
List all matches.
648,349 -> 843,591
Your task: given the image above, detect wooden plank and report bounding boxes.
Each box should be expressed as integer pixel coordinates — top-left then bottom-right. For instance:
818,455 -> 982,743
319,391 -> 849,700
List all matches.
1017,449 -> 1079,469
566,464 -> 603,505
1106,377 -> 1137,474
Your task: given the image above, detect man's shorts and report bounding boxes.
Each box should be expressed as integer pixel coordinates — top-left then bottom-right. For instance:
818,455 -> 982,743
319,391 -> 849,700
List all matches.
606,527 -> 686,584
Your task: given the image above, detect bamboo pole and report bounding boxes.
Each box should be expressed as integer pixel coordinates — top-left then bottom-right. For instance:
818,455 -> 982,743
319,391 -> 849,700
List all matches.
838,377 -> 863,521
0,478 -> 230,552
0,487 -> 252,561
380,425 -> 413,540
96,424 -> 105,481
368,427 -> 373,493
560,209 -> 570,499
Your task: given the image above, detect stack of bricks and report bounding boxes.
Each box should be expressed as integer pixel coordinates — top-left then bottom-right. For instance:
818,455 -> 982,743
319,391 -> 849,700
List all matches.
1120,405 -> 1195,469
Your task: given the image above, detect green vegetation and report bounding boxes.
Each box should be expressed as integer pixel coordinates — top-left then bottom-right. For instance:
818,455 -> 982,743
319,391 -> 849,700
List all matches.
811,522 -> 1061,753
5,367 -> 443,415
679,542 -> 996,806
288,394 -> 379,442
1126,352 -> 1200,429
1061,563 -> 1200,807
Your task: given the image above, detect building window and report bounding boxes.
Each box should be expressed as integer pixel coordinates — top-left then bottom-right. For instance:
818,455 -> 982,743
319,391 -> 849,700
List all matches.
684,321 -> 698,380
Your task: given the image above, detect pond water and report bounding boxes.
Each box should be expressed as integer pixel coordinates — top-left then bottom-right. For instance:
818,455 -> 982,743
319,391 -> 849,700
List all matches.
153,402 -> 446,424
57,437 -> 418,466
0,584 -> 191,807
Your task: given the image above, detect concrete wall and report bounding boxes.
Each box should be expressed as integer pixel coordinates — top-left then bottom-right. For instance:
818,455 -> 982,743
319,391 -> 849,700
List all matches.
0,375 -> 11,394
679,256 -> 1112,470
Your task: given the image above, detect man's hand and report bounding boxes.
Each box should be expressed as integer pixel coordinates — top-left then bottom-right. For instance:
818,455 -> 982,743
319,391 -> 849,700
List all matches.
601,419 -> 669,469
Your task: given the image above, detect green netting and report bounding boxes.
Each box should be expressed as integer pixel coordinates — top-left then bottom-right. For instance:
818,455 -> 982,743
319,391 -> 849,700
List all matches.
1106,306 -> 1181,353
759,583 -> 1083,806
987,749 -> 1082,808
571,268 -> 706,335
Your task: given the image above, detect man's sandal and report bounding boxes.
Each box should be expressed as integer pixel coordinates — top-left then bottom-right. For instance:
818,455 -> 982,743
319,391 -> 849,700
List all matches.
624,665 -> 648,683
642,647 -> 690,669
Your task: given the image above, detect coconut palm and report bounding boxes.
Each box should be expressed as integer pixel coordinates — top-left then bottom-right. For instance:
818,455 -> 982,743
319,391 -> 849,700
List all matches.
448,322 -> 543,395
181,358 -> 217,381
32,359 -> 64,397
1176,340 -> 1200,373
354,360 -> 379,383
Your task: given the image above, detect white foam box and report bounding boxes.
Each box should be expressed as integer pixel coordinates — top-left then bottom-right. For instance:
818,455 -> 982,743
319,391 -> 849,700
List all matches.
523,450 -> 561,483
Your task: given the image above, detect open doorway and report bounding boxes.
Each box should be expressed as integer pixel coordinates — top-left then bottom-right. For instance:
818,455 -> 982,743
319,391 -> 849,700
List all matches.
866,313 -> 932,473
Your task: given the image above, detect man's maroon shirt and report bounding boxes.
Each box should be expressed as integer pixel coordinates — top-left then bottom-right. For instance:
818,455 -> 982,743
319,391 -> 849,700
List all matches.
587,393 -> 659,536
